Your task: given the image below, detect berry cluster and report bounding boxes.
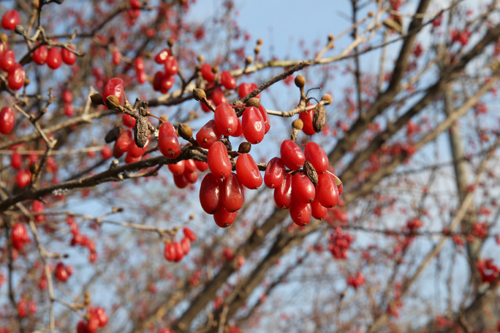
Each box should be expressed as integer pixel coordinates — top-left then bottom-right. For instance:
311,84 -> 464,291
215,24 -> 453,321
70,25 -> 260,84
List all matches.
477,259 -> 499,283
164,227 -> 197,262
347,272 -> 365,289
67,215 -> 98,263
328,227 -> 354,259
55,262 -> 74,282
77,307 -> 108,333
17,297 -> 37,318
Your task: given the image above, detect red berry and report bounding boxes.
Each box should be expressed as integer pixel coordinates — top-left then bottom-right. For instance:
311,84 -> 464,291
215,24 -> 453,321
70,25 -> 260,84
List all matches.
134,57 -> 145,72
11,151 -> 22,169
164,56 -> 178,75
94,307 -> 108,327
236,153 -> 262,189
122,113 -> 136,128
238,83 -> 260,99
316,173 -> 339,208
17,298 -> 27,318
130,0 -> 141,9
181,237 -> 191,254
77,321 -> 87,333
184,168 -> 198,184
174,242 -> 184,261
0,49 -> 15,72
32,200 -> 45,222
11,222 -> 29,244
128,137 -> 149,157
28,300 -> 37,314
102,78 -> 125,107
280,140 -> 305,170
274,173 -> 292,209
55,262 -> 69,282
33,45 -> 48,65
125,151 -> 142,164
137,70 -> 147,84
242,107 -> 265,144
61,46 -> 77,66
220,71 -> 236,90
207,141 -> 232,180
214,207 -> 237,228
7,63 -> 25,91
214,103 -> 238,136
168,160 -> 185,175
62,90 -> 73,104
183,227 -> 196,242
201,63 -> 214,82
299,109 -> 315,135
47,47 -> 62,69
291,173 -> 315,203
158,122 -> 181,158
221,173 -> 245,212
112,50 -> 121,65
184,159 -> 197,173
154,48 -> 171,64
264,157 -> 285,188
311,199 -> 327,220
211,87 -> 227,106
164,242 -> 176,261
196,120 -> 222,149
258,105 -> 271,134
64,104 -> 74,117
101,145 -> 112,160
1,10 -> 20,30
173,173 -> 189,188
304,142 -> 329,173
0,106 -> 15,134
290,196 -> 312,226
87,315 -> 100,333
194,160 -> 209,171
16,169 -> 31,188
115,130 -> 133,154
199,173 -> 222,214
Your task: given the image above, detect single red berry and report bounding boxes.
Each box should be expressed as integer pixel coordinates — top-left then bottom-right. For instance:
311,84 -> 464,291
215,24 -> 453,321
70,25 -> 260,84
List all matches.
242,107 -> 265,144
211,87 -> 227,106
55,262 -> 69,282
64,104 -> 74,117
194,160 -> 209,171
238,83 -> 260,99
61,46 -> 77,66
221,173 -> 245,212
17,298 -> 27,318
62,90 -> 73,104
290,196 -> 312,226
158,122 -> 181,158
168,160 -> 185,175
101,145 -> 112,160
173,173 -> 189,188
207,141 -> 232,180
174,242 -> 184,261
264,157 -> 285,188
112,50 -> 121,65
128,137 -> 149,157
11,151 -> 22,169
316,173 -> 339,208
122,113 -> 136,128
280,140 -> 305,170
125,151 -> 142,164
291,173 -> 315,203
0,49 -> 15,72
32,200 -> 45,222
1,10 -> 20,30
164,56 -> 178,75
16,169 -> 31,188
299,109 -> 315,135
87,314 -> 100,333
200,63 -> 214,82
258,105 -> 271,134
311,198 -> 327,220
102,78 -> 125,107
214,103 -> 238,136
183,227 -> 196,242
11,222 -> 29,244
130,0 -> 141,10
46,47 -> 62,70
137,70 -> 147,84
154,48 -> 171,64
164,242 -> 176,261
304,142 -> 329,173
214,207 -> 237,228
220,71 -> 236,90
94,307 -> 108,327
115,130 -> 133,154
77,321 -> 87,333
134,57 -> 145,72
196,120 -> 222,149
184,168 -> 198,184
236,153 -> 262,189
181,237 -> 191,254
184,159 -> 197,173
0,106 -> 15,134
274,173 -> 292,209
199,173 -> 222,214
33,45 -> 48,65
7,63 -> 25,91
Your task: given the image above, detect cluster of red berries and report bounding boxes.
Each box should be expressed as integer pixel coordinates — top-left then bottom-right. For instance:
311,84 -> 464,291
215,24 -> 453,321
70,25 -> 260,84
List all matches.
451,29 -> 470,46
151,49 -> 178,92
55,262 -> 74,282
477,259 -> 499,283
0,11 -> 25,91
328,227 -> 354,259
168,158 -> 208,188
67,215 -> 98,263
164,227 -> 197,262
406,217 -> 423,232
32,43 -> 77,69
17,297 -> 37,318
11,222 -> 30,250
62,90 -> 75,117
346,272 -> 365,289
77,307 -> 108,333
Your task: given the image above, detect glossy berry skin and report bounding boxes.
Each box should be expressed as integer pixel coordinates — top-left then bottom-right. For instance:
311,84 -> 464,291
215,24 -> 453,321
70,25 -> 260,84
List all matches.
214,103 -> 238,136
236,154 -> 262,189
181,237 -> 191,254
11,151 -> 22,169
214,207 -> 237,228
299,109 -> 315,135
18,299 -> 27,318
174,242 -> 184,262
221,173 -> 245,212
154,48 -> 171,63
168,160 -> 185,175
11,222 -> 29,245
55,262 -> 69,282
211,87 -> 227,106
0,106 -> 15,134
134,57 -> 144,71
158,122 -> 181,158
184,168 -> 198,184
207,141 -> 232,180
7,63 -> 25,91
220,71 -> 236,90
33,45 -> 48,65
122,113 -> 136,128
264,157 -> 285,188
164,243 -> 176,261
137,70 -> 147,84
173,174 -> 189,188
128,138 -> 149,157
199,173 -> 222,214
183,227 -> 196,241
164,56 -> 178,75
258,105 -> 271,134
292,173 -> 315,203
32,200 -> 45,222
238,83 -> 260,99
125,152 -> 142,164
2,10 -> 20,30
112,50 -> 121,65
196,120 -> 222,149
0,49 -> 15,72
94,307 -> 108,327
242,107 -> 265,144
16,169 -> 31,188
290,196 -> 312,226
194,160 -> 209,172
305,142 -> 329,173
46,48 -> 62,69
62,90 -> 73,104
61,46 -> 77,66
102,78 -> 125,107
274,173 -> 292,209
101,145 -> 112,160
316,173 -> 339,208
311,199 -> 328,220
184,159 -> 197,173
230,118 -> 243,137
200,63 -> 214,82
280,140 -> 305,170
115,130 -> 133,154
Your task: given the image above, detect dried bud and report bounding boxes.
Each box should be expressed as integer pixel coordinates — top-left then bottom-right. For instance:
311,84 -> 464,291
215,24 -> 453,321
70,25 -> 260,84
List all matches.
368,11 -> 374,17
178,123 -> 193,140
104,126 -> 123,143
304,161 -> 318,186
134,114 -> 149,148
294,75 -> 305,88
313,104 -> 326,133
238,142 -> 251,154
328,34 -> 334,42
245,56 -> 253,66
212,65 -> 219,74
292,119 -> 304,131
0,33 -> 7,43
197,54 -> 204,63
257,38 -> 263,45
29,163 -> 39,175
112,207 -> 124,213
189,214 -> 195,220
167,37 -> 174,47
321,94 -> 333,105
106,96 -> 121,110
193,88 -> 206,102
14,25 -> 25,35
245,98 -> 260,108
24,78 -> 30,86
90,93 -> 104,105
254,46 -> 261,54
160,115 -> 168,123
